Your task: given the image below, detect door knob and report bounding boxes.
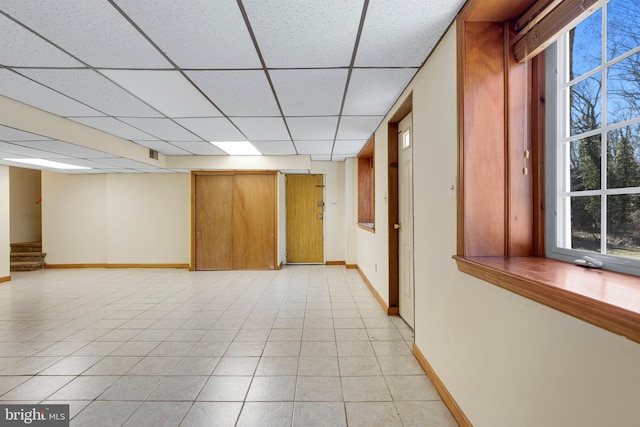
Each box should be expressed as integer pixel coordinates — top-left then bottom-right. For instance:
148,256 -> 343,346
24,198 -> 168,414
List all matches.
394,223 -> 401,230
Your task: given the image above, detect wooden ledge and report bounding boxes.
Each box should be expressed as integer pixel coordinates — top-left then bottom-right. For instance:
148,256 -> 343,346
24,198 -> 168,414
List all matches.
454,256 -> 640,343
357,223 -> 375,233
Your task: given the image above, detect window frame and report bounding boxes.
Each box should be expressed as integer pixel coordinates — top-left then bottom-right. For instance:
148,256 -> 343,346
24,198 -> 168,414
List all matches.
546,3 -> 640,276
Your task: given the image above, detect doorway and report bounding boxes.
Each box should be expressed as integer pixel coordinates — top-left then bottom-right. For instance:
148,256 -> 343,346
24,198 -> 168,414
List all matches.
286,174 -> 324,264
398,113 -> 415,329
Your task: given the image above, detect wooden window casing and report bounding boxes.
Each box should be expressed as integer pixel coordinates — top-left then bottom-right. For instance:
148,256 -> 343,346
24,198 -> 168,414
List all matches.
358,136 -> 375,231
455,0 -> 640,344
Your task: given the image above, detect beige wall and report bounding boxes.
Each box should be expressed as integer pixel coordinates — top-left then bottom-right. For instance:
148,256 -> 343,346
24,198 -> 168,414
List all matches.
42,172 -> 190,265
0,166 -> 10,278
310,161 -> 345,263
357,25 -> 640,427
9,167 -> 41,243
344,158 -> 358,265
278,172 -> 286,266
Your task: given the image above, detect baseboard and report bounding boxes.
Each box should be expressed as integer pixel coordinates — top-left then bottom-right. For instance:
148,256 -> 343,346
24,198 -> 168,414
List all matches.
345,264 -> 357,269
45,263 -> 189,269
0,275 -> 11,284
413,343 -> 472,427
356,265 -> 392,314
325,260 -> 346,266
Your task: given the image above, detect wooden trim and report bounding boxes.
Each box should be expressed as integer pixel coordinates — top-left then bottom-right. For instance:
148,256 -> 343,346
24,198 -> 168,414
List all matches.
357,223 -> 375,233
190,171 -> 196,273
0,276 -> 11,284
45,264 -> 188,269
456,17 -> 467,257
413,343 -> 472,427
325,261 -> 346,266
346,264 -> 357,269
455,256 -> 640,344
356,265 -> 391,314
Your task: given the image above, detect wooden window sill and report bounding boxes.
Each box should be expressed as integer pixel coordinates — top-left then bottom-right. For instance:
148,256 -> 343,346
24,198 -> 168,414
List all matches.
454,256 -> 640,344
358,223 -> 375,233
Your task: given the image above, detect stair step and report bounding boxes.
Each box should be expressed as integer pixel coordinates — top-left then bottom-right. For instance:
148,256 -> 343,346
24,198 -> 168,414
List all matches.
10,252 -> 47,262
10,261 -> 45,272
10,242 -> 43,253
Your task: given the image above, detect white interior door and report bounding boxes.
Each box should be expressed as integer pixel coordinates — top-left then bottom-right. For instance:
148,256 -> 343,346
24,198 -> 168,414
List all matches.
398,113 -> 414,329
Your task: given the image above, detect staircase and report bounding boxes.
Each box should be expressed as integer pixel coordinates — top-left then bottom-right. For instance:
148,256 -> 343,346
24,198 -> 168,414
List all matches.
10,242 -> 46,272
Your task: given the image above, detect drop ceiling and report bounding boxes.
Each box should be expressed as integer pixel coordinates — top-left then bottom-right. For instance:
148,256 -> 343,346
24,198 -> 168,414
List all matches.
0,0 -> 464,173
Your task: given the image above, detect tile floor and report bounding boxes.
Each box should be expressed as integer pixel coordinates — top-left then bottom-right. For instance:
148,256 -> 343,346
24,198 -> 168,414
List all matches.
0,265 -> 457,426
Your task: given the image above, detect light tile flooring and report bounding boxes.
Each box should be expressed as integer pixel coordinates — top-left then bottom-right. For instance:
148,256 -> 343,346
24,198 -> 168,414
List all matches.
0,266 -> 456,426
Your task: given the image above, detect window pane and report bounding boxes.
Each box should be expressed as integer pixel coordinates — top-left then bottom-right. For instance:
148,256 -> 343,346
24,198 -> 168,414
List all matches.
607,194 -> 640,259
607,126 -> 640,189
607,0 -> 640,61
607,52 -> 640,125
571,195 -> 601,253
570,135 -> 601,191
570,73 -> 602,136
569,8 -> 602,79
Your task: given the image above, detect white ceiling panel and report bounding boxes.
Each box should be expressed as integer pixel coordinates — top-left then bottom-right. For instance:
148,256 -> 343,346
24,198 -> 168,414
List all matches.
133,140 -> 191,155
175,118 -> 246,142
0,13 -> 83,67
343,68 -> 416,115
242,0 -> 363,68
18,69 -> 162,117
0,125 -> 49,141
13,140 -> 115,159
92,157 -> 157,169
270,69 -> 348,116
0,141 -> 70,158
120,118 -> 200,141
333,140 -> 368,155
0,69 -> 103,117
311,154 -> 333,161
294,140 -> 333,155
232,118 -> 289,141
186,70 -> 280,117
100,70 -> 221,118
0,0 -> 170,68
170,141 -> 226,155
251,141 -> 297,155
287,117 -> 339,140
70,117 -> 155,141
113,0 -> 261,69
336,116 -> 384,139
355,0 -> 464,67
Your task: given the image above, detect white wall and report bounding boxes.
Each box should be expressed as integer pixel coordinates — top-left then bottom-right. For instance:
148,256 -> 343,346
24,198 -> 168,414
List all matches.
42,172 -> 190,265
0,166 -> 10,278
344,158 -> 358,265
9,167 -> 41,243
278,172 -> 286,266
357,25 -> 640,427
310,161 -> 345,263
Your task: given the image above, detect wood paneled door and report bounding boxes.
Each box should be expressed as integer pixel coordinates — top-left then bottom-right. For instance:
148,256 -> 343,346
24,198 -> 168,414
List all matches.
286,174 -> 324,264
193,171 -> 277,270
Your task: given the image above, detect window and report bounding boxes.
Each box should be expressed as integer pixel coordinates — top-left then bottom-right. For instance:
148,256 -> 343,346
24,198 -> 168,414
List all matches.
548,0 -> 640,275
358,136 -> 375,230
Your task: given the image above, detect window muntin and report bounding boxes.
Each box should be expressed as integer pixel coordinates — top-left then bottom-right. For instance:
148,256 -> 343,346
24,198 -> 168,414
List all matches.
554,0 -> 640,272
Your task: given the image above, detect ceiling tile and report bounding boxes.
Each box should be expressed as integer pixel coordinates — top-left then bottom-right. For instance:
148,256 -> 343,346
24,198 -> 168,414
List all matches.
174,118 -> 245,142
0,69 -> 103,117
169,141 -> 226,155
133,140 -> 191,155
294,140 -> 333,155
0,13 -> 83,67
311,154 -> 332,161
120,118 -> 200,141
13,140 -> 115,158
0,141 -> 69,158
0,125 -> 49,141
0,0 -> 170,68
100,70 -> 221,118
336,116 -> 383,140
333,139 -> 368,155
113,0 -> 260,68
242,0 -> 363,67
70,117 -> 155,140
18,69 -> 162,117
232,117 -> 290,141
270,69 -> 348,116
251,140 -> 297,155
331,155 -> 348,161
92,157 -> 156,169
355,0 -> 464,67
186,70 -> 280,117
343,68 -> 416,115
287,117 -> 339,140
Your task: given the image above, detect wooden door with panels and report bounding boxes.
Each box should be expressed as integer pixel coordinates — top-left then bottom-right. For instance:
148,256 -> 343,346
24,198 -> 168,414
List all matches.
286,174 -> 324,264
193,171 -> 276,270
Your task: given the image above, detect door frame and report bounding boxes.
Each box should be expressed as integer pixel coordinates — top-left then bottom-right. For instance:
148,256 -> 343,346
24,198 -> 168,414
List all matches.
285,173 -> 325,264
190,170 -> 278,271
387,93 -> 413,315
